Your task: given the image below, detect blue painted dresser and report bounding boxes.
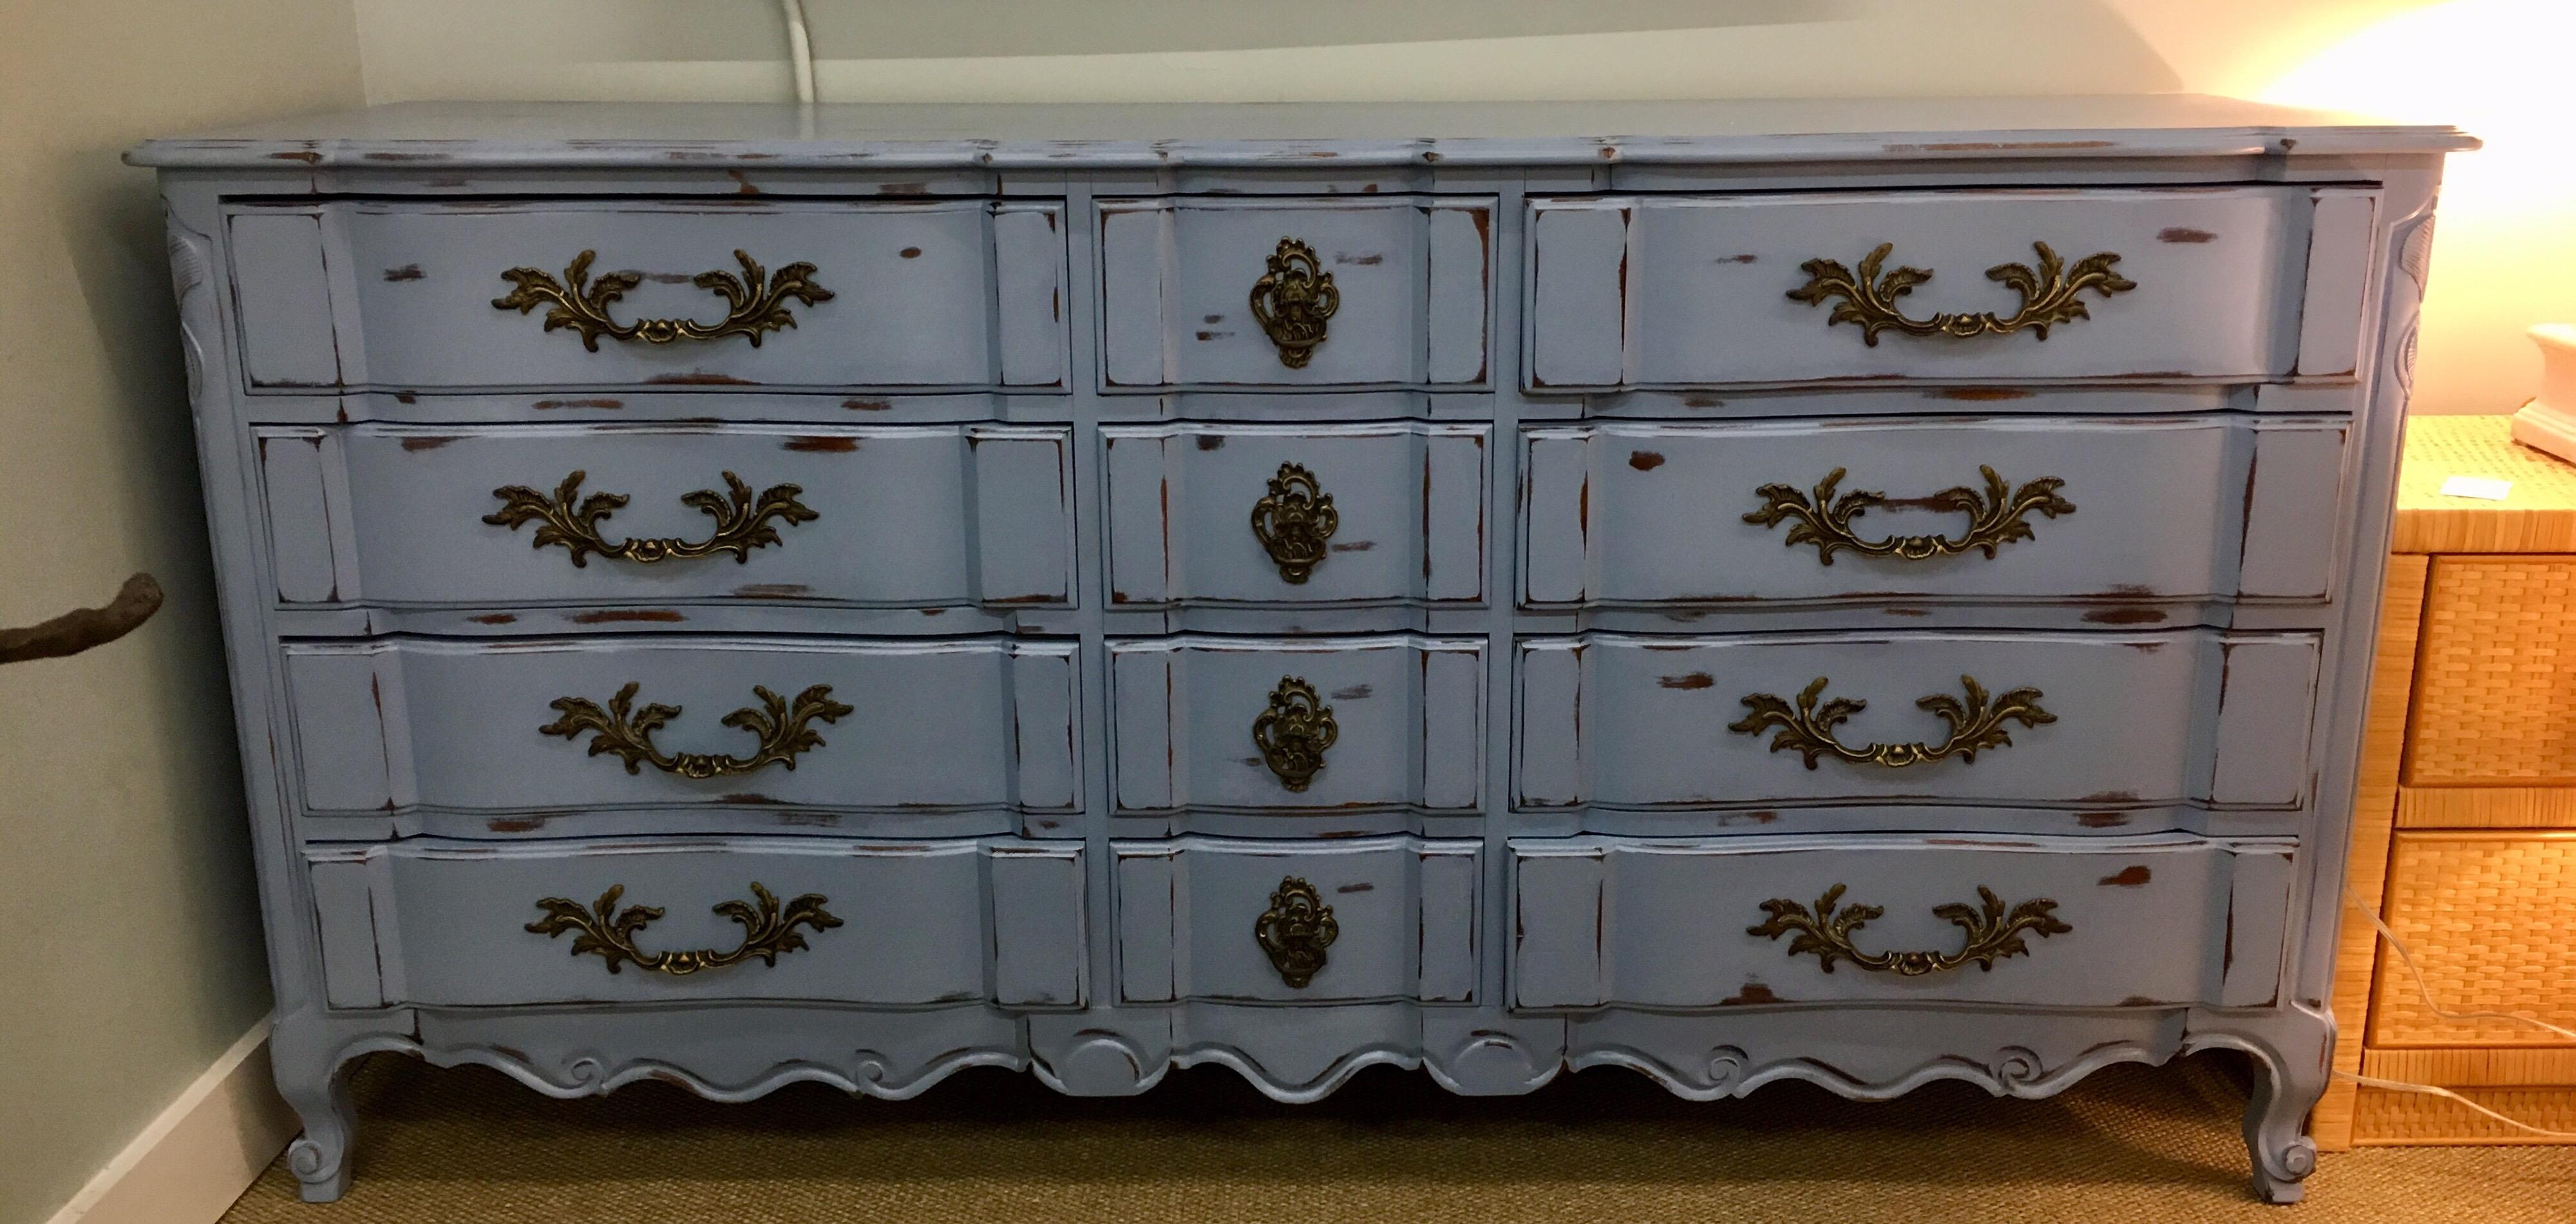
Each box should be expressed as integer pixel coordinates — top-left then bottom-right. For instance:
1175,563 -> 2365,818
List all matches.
129,97 -> 2472,1203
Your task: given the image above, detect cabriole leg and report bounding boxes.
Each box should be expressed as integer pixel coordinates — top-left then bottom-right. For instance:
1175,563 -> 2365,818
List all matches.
269,1011 -> 363,1202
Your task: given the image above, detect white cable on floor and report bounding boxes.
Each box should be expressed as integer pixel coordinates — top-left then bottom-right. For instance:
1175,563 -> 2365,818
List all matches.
781,0 -> 817,105
2332,888 -> 2576,1138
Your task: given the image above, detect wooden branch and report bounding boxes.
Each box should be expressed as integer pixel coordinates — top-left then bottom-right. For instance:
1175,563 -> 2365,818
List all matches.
0,573 -> 165,665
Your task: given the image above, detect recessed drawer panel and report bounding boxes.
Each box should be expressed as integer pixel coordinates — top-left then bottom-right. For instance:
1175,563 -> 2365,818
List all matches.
227,198 -> 1068,391
1103,421 -> 1488,608
1109,635 -> 1484,814
1099,196 -> 1492,388
1113,836 -> 1480,1004
1510,833 -> 2293,1009
1526,187 -> 2374,388
307,837 -> 1085,1009
1515,629 -> 2318,811
283,635 -> 1079,818
255,423 -> 1073,611
1519,414 -> 2347,607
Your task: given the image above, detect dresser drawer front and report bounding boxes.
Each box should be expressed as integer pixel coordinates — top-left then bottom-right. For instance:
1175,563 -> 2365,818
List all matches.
1526,187 -> 2366,388
1517,630 -> 2318,811
1510,834 -> 2292,1009
227,198 -> 1068,391
1520,415 -> 2347,607
2369,832 -> 2576,1047
1113,836 -> 1479,1004
257,423 -> 1072,610
1109,635 -> 1484,813
1103,422 -> 1488,607
2406,559 -> 2576,785
307,837 -> 1085,1008
283,636 -> 1079,818
1098,196 -> 1492,388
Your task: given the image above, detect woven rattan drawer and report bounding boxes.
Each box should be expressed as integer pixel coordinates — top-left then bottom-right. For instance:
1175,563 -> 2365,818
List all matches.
2405,559 -> 2576,786
2366,831 -> 2576,1047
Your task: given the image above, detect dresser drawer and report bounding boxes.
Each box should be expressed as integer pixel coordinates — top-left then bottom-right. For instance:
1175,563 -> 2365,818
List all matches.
1109,635 -> 1484,814
1113,836 -> 1479,1004
1520,414 -> 2347,607
1510,833 -> 2293,1009
282,635 -> 1079,819
1103,422 -> 1488,607
226,198 -> 1068,391
1526,186 -> 2374,388
1517,629 -> 2318,811
2405,559 -> 2576,786
1098,196 -> 1492,388
256,423 -> 1072,610
2368,832 -> 2576,1047
306,837 -> 1084,1009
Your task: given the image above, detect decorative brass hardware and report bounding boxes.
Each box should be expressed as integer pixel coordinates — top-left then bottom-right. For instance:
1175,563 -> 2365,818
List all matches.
1256,875 -> 1339,988
1744,466 -> 2074,565
1786,241 -> 2136,346
1248,238 -> 1339,368
527,881 -> 841,976
1251,676 -> 1338,792
1749,883 -> 2071,976
540,682 -> 853,779
1729,675 -> 2053,770
1250,463 -> 1339,583
493,249 -> 831,350
484,470 -> 819,567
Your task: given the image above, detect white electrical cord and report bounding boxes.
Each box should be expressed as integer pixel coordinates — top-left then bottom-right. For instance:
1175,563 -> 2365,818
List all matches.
780,0 -> 817,105
2334,888 -> 2576,1138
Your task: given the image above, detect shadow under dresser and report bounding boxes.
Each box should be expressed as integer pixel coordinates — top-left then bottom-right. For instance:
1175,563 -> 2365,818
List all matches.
127,96 -> 2472,1203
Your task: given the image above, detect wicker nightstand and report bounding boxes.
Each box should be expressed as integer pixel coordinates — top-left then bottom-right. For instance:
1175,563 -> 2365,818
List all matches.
2320,414 -> 2576,1148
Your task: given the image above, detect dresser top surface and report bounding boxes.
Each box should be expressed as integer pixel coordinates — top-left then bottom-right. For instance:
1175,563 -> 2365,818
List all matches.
2395,416 -> 2576,555
127,95 -> 2473,171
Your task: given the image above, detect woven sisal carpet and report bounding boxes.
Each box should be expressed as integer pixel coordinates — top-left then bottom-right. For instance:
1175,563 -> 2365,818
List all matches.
220,1053 -> 2576,1222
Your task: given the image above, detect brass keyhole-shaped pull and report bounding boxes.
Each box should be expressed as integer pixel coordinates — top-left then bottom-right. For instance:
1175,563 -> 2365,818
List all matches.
528,881 -> 841,976
1251,462 -> 1338,583
1749,884 -> 2070,976
1248,238 -> 1339,368
1728,675 -> 2052,770
1256,875 -> 1339,988
1745,466 -> 2074,566
540,682 -> 853,779
486,470 -> 819,567
493,249 -> 832,350
1252,675 -> 1338,791
1786,241 -> 2134,346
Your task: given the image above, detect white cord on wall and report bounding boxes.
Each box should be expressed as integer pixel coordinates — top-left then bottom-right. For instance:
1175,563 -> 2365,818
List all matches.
780,0 -> 817,106
2334,888 -> 2576,1138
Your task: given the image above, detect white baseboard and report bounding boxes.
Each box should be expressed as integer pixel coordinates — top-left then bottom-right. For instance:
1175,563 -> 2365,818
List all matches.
45,1016 -> 299,1224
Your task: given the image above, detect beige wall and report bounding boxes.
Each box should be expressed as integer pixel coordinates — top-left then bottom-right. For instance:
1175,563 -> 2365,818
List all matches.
0,4 -> 364,1223
350,0 -> 2569,415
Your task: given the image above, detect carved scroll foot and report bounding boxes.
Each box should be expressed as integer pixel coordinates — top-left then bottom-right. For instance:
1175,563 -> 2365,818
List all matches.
2188,1008 -> 2332,1205
269,1013 -> 362,1202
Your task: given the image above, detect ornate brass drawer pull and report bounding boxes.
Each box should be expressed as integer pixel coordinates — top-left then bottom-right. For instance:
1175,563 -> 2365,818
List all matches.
1787,241 -> 2135,345
493,249 -> 831,350
1745,466 -> 2074,565
1253,676 -> 1338,791
1750,883 -> 2070,976
1256,875 -> 1338,988
541,682 -> 853,779
1249,238 -> 1339,368
485,470 -> 819,567
1250,462 -> 1338,583
528,881 -> 840,976
1730,675 -> 2052,770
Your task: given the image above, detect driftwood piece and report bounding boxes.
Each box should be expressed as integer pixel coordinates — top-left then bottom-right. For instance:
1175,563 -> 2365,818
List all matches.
0,573 -> 165,664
